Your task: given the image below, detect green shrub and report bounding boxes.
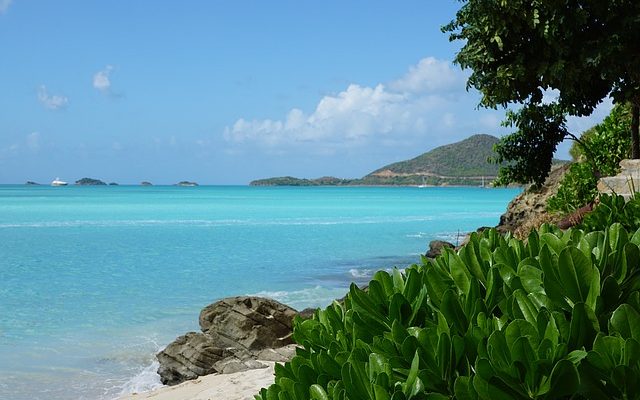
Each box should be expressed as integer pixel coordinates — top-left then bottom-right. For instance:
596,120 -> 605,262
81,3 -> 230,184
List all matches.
548,104 -> 631,214
547,163 -> 598,213
257,224 -> 640,400
580,193 -> 640,232
570,105 -> 631,175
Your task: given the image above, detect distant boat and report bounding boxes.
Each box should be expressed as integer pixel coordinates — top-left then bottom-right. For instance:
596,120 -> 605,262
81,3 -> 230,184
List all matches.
51,178 -> 68,186
418,176 -> 428,188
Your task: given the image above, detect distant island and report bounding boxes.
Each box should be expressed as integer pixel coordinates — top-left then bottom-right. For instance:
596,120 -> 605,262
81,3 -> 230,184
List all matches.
141,181 -> 153,186
252,134 -> 505,187
75,177 -> 107,186
176,181 -> 198,187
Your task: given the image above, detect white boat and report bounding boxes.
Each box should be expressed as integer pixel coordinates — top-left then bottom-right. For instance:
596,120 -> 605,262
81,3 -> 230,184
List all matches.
51,178 -> 68,186
417,176 -> 428,188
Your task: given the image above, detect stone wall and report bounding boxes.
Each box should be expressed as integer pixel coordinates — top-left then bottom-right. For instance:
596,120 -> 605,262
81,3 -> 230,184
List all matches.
597,159 -> 640,200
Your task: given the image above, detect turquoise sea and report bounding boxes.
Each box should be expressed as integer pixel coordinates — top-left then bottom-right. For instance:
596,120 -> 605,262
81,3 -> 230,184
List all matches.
0,185 -> 520,399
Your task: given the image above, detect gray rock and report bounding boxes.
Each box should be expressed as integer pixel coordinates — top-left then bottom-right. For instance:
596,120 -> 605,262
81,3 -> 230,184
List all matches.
199,296 -> 297,350
156,332 -> 220,385
425,240 -> 455,258
157,296 -> 298,386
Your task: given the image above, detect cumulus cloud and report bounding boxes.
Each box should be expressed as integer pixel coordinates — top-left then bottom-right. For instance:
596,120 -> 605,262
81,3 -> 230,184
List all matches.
388,57 -> 462,94
0,0 -> 12,14
93,65 -> 114,92
37,85 -> 69,110
225,57 -> 476,149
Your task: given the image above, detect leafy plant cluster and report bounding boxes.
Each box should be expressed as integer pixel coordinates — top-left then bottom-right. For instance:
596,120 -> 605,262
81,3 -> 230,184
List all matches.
580,194 -> 640,233
257,224 -> 640,400
547,106 -> 631,214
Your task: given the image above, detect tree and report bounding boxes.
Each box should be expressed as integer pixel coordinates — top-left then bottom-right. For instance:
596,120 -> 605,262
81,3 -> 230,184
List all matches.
443,0 -> 640,185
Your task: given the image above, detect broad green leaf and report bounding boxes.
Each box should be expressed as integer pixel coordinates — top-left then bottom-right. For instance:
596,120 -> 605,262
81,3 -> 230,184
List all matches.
373,384 -> 391,400
540,233 -> 565,256
310,384 -> 330,400
441,289 -> 469,334
393,268 -> 406,294
558,247 -> 595,305
506,319 -> 539,349
513,290 -> 539,325
403,352 -> 420,398
449,252 -> 471,295
454,376 -> 477,400
569,303 -> 599,349
610,304 -> 640,341
544,360 -> 580,399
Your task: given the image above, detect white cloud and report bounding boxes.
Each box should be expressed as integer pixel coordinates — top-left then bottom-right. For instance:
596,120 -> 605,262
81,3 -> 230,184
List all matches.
225,57 -> 476,149
93,65 -> 114,92
0,0 -> 12,14
37,85 -> 69,110
389,57 -> 463,94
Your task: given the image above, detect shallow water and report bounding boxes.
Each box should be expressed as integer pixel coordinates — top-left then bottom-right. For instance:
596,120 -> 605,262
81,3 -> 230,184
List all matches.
0,185 -> 519,399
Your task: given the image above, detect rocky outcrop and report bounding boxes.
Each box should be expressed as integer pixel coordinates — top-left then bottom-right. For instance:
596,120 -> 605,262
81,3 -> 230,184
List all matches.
141,181 -> 153,186
597,159 -> 640,200
496,164 -> 569,237
156,296 -> 298,386
425,240 -> 455,258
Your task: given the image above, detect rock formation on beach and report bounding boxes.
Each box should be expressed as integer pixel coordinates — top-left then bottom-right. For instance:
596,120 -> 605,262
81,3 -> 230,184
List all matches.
156,296 -> 298,386
425,240 -> 455,258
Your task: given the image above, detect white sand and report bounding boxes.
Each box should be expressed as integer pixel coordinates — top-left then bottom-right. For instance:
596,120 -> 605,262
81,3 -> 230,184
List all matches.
119,363 -> 276,400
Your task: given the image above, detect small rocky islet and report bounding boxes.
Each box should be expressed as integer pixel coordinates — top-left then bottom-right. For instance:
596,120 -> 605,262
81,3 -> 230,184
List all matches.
75,177 -> 107,186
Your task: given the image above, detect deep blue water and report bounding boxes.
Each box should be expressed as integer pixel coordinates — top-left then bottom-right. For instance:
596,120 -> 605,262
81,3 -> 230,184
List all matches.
0,185 -> 519,399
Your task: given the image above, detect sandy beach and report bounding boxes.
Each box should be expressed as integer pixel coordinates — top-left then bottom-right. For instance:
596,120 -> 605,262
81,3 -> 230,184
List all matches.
120,363 -> 276,400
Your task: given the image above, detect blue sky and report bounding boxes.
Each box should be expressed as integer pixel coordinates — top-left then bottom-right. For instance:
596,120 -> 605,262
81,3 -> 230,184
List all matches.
0,1 -> 612,184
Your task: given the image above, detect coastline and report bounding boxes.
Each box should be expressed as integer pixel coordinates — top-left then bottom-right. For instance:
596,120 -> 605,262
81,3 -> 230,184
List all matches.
0,185 -> 520,400
119,362 -> 277,400
114,182 -> 542,400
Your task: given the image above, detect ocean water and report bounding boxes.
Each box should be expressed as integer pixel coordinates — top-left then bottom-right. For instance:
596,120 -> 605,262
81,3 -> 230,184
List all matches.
0,185 -> 520,399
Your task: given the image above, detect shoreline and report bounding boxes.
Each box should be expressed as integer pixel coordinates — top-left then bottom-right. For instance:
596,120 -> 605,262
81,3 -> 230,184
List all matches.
119,362 -> 277,400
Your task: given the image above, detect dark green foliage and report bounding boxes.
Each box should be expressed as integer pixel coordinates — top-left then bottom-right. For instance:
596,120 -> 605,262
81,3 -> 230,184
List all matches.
548,105 -> 632,213
257,224 -> 640,399
492,103 -> 567,186
571,105 -> 632,177
547,163 -> 598,214
580,194 -> 640,233
444,0 -> 640,185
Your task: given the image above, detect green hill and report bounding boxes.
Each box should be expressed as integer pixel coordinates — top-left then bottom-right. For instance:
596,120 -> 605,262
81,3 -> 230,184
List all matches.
251,134 -> 520,186
368,134 -> 500,179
